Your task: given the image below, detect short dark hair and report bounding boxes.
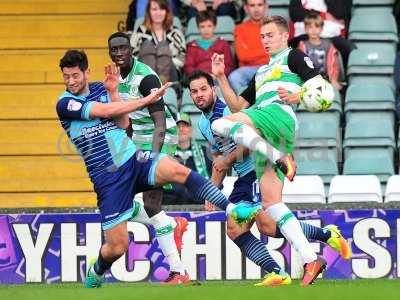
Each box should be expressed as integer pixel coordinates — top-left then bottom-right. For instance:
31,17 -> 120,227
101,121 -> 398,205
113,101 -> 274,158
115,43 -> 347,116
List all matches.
196,10 -> 217,27
244,0 -> 266,4
59,49 -> 88,71
188,70 -> 215,88
261,15 -> 289,32
304,11 -> 324,27
108,31 -> 130,47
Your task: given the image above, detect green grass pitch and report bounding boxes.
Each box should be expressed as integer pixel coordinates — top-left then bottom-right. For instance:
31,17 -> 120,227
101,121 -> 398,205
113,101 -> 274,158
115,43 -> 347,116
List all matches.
1,279 -> 399,300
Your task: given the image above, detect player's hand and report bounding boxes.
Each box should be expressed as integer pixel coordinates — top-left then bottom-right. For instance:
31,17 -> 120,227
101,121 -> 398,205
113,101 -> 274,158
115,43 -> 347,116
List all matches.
104,63 -> 120,93
213,155 -> 230,173
211,53 -> 225,78
144,82 -> 172,105
278,86 -> 300,104
204,200 -> 215,211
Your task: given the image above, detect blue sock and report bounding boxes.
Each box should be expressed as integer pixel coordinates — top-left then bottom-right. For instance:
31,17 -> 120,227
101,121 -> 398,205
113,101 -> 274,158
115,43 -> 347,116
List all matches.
274,222 -> 331,243
184,171 -> 230,210
233,231 -> 281,274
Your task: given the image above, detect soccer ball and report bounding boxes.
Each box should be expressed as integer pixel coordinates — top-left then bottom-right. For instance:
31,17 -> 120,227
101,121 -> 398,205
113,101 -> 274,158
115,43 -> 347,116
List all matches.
300,76 -> 334,112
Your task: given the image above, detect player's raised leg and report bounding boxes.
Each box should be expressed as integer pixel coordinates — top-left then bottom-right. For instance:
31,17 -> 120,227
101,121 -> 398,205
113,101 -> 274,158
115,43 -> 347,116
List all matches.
211,113 -> 296,181
153,155 -> 260,223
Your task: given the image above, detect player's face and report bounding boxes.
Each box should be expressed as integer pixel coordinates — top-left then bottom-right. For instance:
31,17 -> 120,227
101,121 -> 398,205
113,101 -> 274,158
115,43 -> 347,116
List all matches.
305,22 -> 323,40
178,122 -> 192,144
62,66 -> 89,96
149,1 -> 166,25
189,77 -> 216,112
109,37 -> 132,70
260,23 -> 289,55
198,20 -> 216,40
245,0 -> 267,22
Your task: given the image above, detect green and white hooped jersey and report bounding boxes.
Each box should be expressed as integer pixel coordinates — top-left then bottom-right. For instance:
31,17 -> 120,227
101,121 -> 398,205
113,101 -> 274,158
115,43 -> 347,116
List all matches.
254,47 -> 303,121
118,59 -> 178,145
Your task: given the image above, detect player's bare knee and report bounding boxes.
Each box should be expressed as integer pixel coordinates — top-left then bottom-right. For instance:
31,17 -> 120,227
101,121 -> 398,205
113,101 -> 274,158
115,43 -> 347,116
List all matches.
171,163 -> 190,183
227,223 -> 246,240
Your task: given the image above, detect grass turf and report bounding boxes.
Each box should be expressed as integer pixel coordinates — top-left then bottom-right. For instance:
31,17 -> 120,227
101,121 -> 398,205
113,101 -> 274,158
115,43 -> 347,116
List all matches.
1,279 -> 399,300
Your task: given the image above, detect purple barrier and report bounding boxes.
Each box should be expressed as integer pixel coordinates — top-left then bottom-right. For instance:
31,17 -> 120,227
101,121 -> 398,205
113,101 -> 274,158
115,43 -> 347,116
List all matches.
0,209 -> 399,284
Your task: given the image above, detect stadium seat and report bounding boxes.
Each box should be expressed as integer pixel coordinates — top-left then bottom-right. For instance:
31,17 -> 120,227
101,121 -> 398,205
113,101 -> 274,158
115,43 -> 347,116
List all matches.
0,0 -> 129,14
344,83 -> 395,112
0,15 -> 124,49
349,13 -> 398,43
348,75 -> 395,91
185,16 -> 235,42
343,147 -> 394,184
343,112 -> 395,148
0,192 -> 97,208
0,156 -> 92,193
296,112 -> 340,148
0,120 -> 76,155
0,49 -> 110,84
188,113 -> 206,141
347,44 -> 396,75
384,175 -> 400,202
164,87 -> 178,115
282,176 -> 326,204
352,7 -> 393,15
353,0 -> 395,5
269,7 -> 290,21
0,84 -> 63,119
267,0 -> 290,5
328,175 -> 383,203
295,148 -> 339,185
133,16 -> 182,31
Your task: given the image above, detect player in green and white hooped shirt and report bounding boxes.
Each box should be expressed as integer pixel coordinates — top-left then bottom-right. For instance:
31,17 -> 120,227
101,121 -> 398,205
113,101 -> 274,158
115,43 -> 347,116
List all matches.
108,32 -> 187,284
210,16 -> 327,286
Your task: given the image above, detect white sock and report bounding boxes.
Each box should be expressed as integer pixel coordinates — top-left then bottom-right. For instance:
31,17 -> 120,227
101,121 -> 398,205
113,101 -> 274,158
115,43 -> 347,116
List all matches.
267,203 -> 317,263
211,119 -> 283,162
130,201 -> 152,224
150,211 -> 185,274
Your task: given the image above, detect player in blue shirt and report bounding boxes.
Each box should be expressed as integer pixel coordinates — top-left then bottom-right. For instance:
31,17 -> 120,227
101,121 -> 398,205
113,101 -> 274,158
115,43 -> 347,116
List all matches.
56,50 -> 259,288
188,70 -> 351,286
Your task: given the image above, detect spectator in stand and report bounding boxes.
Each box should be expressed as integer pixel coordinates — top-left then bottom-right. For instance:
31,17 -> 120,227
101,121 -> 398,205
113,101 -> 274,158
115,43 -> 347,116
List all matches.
289,0 -> 355,68
183,0 -> 238,20
125,0 -> 181,32
228,0 -> 270,93
163,113 -> 213,205
184,10 -> 234,80
130,0 -> 186,83
298,12 -> 342,91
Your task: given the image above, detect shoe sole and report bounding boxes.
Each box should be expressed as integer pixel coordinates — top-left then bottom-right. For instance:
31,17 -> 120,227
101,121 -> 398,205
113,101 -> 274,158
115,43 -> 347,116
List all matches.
254,278 -> 291,287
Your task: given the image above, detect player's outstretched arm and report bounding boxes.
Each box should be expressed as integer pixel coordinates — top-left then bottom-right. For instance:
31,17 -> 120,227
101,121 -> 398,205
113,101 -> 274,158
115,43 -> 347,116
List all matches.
211,53 -> 249,112
89,82 -> 171,120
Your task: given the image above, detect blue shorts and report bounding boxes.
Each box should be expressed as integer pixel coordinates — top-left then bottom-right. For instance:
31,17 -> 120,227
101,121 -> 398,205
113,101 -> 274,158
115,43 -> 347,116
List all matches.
93,150 -> 166,230
228,171 -> 260,204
